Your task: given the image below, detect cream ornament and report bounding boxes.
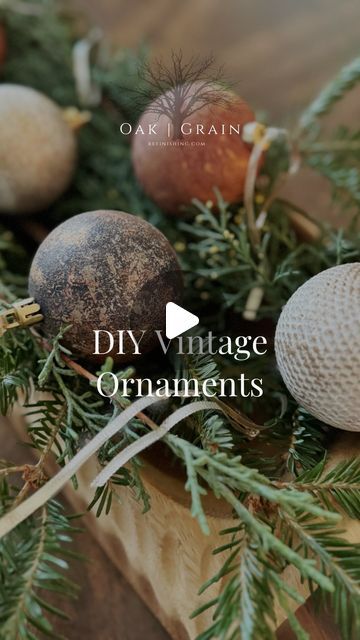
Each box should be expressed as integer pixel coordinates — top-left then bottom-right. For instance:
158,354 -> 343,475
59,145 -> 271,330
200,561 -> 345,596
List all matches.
275,263 -> 360,431
0,84 -> 77,215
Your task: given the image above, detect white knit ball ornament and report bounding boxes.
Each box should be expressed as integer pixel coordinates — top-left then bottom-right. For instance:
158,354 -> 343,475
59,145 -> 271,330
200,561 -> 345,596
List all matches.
275,263 -> 360,431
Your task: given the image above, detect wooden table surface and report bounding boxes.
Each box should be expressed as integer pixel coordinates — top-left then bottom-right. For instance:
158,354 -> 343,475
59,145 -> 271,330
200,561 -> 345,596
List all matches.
3,0 -> 360,638
75,0 -> 360,122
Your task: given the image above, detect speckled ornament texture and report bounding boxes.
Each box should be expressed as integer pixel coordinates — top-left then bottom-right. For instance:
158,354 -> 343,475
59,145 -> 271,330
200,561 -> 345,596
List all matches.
0,84 -> 76,214
28,210 -> 183,363
132,84 -> 255,214
275,263 -> 360,431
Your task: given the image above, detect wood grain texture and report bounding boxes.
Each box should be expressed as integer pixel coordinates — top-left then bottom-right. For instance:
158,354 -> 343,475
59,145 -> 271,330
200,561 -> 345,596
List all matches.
74,0 -> 360,121
7,404 -> 360,640
67,433 -> 357,640
0,421 -> 343,640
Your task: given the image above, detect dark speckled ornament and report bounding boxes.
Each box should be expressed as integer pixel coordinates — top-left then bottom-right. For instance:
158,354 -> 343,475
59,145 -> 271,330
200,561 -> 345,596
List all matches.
28,210 -> 183,363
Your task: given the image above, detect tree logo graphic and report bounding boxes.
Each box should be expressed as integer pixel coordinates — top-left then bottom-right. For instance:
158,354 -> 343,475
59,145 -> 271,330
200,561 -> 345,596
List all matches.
130,50 -> 233,140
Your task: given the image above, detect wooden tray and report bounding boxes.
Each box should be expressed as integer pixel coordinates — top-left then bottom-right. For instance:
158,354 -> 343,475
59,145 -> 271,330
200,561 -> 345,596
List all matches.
10,401 -> 360,640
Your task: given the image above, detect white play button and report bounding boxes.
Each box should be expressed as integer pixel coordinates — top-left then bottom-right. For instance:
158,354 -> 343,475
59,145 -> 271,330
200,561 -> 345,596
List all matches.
166,302 -> 199,339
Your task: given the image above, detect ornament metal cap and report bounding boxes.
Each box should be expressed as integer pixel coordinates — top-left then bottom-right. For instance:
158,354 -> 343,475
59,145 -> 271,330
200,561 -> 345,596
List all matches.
0,297 -> 43,337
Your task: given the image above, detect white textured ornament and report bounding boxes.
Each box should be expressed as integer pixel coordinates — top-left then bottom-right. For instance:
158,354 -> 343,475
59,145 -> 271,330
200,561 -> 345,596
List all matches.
275,263 -> 360,431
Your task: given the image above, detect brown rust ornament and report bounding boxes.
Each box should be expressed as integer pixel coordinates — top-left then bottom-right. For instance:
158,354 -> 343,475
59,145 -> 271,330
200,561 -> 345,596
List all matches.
0,84 -> 77,215
28,210 -> 183,363
0,24 -> 6,68
131,84 -> 256,215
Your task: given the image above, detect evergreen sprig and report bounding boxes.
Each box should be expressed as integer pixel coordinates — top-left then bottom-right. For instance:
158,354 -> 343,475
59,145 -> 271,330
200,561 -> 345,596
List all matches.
0,494 -> 79,640
291,457 -> 360,519
306,129 -> 360,211
193,526 -> 307,640
299,56 -> 360,133
180,198 -> 360,321
0,2 -> 360,639
279,509 -> 360,640
173,342 -> 235,451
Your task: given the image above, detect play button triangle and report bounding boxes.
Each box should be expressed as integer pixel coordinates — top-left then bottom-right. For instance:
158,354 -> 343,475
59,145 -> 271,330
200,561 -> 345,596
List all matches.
166,302 -> 199,339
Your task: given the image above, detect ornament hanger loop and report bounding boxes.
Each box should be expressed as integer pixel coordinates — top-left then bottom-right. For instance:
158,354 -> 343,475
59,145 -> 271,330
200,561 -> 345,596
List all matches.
242,122 -> 287,249
72,28 -> 104,107
241,123 -> 287,321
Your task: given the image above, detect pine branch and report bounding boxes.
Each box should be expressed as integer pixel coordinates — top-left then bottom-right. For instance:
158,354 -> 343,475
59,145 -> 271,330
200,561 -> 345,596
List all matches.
180,194 -> 360,321
194,523 -> 308,640
194,533 -> 280,640
263,405 -> 328,478
277,457 -> 360,519
279,509 -> 360,640
0,331 -> 39,415
194,494 -> 360,640
165,434 -> 339,531
0,351 -> 32,415
306,150 -> 360,210
35,335 -> 158,509
173,343 -> 234,451
298,56 -> 360,133
165,434 -> 360,639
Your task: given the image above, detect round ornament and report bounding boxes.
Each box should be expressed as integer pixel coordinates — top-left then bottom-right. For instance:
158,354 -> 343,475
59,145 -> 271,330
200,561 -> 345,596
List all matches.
131,83 -> 255,214
28,210 -> 183,363
275,263 -> 360,431
0,84 -> 77,215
